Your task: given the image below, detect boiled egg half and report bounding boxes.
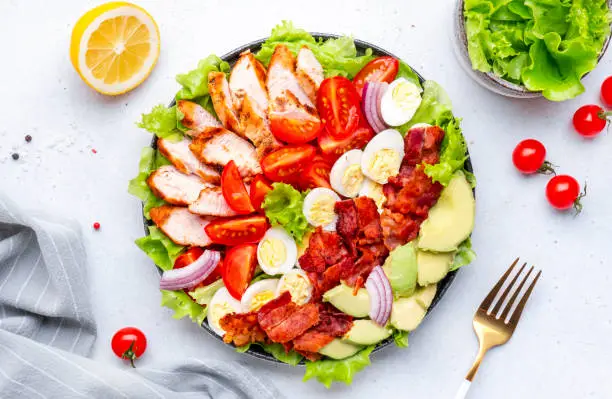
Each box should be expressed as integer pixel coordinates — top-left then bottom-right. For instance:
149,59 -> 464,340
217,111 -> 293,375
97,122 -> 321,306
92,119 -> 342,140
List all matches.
303,187 -> 341,231
241,279 -> 279,312
257,227 -> 298,275
359,178 -> 386,212
380,78 -> 423,127
330,149 -> 365,198
361,129 -> 404,184
208,286 -> 242,337
276,268 -> 313,305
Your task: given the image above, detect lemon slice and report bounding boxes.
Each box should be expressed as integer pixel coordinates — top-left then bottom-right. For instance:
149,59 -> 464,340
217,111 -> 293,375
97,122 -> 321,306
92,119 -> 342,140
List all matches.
70,2 -> 160,95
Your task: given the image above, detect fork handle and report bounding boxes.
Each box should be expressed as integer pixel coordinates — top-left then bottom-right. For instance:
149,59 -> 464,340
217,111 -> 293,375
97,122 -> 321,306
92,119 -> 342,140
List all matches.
454,379 -> 471,399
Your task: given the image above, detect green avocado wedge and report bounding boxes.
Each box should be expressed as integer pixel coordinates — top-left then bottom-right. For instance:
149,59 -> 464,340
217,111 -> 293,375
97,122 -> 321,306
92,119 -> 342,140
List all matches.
418,171 -> 475,252
417,250 -> 454,286
390,297 -> 427,332
344,320 -> 392,346
413,284 -> 437,309
319,339 -> 364,360
323,283 -> 370,318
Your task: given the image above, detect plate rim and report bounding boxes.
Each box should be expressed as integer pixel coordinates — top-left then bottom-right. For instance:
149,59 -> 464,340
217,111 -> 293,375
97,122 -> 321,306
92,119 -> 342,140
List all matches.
143,33 -> 474,365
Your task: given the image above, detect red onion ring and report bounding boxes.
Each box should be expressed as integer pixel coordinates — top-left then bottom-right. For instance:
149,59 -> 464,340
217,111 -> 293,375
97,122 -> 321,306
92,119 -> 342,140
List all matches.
362,82 -> 388,133
365,266 -> 393,326
159,250 -> 221,291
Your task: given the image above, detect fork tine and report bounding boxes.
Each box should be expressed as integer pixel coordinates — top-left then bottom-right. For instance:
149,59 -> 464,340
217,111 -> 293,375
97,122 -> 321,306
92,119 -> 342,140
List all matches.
508,269 -> 542,327
500,266 -> 533,321
479,258 -> 520,310
490,262 -> 526,315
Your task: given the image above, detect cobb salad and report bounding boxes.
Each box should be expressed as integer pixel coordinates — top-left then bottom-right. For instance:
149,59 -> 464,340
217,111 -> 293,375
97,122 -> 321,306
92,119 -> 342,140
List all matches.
129,22 -> 477,387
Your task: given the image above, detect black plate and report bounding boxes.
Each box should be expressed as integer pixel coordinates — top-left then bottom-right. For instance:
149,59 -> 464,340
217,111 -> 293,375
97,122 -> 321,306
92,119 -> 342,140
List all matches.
145,34 -> 474,365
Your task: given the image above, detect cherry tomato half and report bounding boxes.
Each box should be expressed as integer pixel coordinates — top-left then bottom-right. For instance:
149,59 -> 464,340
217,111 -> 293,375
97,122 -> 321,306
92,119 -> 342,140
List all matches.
317,76 -> 361,140
353,56 -> 399,97
270,111 -> 323,144
546,175 -> 585,213
261,144 -> 316,183
301,156 -> 332,190
572,105 -> 609,137
512,139 -> 555,175
174,247 -> 221,293
221,160 -> 254,214
601,76 -> 612,108
205,214 -> 269,245
250,174 -> 273,211
318,118 -> 374,161
111,327 -> 147,368
222,244 -> 258,300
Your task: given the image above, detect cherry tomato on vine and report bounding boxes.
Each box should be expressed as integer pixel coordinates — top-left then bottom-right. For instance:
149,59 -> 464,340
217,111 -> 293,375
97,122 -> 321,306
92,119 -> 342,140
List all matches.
601,76 -> 612,108
546,175 -> 586,214
572,105 -> 611,137
512,139 -> 555,175
111,327 -> 147,368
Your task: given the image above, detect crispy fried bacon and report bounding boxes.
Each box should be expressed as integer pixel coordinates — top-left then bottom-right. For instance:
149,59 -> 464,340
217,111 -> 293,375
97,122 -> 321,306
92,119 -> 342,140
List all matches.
292,307 -> 353,359
257,291 -> 320,343
381,126 -> 445,250
219,312 -> 266,347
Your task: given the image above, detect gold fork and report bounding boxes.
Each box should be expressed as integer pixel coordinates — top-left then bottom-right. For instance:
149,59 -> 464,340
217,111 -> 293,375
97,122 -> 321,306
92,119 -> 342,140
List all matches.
455,258 -> 542,399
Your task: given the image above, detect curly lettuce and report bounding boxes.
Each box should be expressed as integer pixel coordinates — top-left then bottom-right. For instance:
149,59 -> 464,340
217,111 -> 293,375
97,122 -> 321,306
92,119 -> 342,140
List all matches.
393,330 -> 410,348
128,147 -> 172,218
262,183 -> 311,243
237,343 -> 303,365
464,0 -> 612,101
303,346 -> 375,388
450,238 -> 477,272
160,290 -> 207,325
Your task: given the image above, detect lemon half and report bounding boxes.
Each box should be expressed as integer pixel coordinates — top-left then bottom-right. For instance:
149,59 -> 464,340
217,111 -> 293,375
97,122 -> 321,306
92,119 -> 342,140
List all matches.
70,2 -> 160,95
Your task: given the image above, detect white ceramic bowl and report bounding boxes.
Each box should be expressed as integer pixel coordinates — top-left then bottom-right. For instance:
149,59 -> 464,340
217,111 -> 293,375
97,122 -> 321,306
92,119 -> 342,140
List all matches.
452,0 -> 612,99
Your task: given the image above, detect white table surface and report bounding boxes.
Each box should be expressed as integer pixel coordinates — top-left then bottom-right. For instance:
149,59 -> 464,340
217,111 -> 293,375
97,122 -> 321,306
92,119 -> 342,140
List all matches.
2,1 -> 611,398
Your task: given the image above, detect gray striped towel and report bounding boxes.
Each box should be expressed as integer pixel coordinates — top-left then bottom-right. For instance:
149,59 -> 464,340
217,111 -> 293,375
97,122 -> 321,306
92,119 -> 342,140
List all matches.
0,194 -> 280,399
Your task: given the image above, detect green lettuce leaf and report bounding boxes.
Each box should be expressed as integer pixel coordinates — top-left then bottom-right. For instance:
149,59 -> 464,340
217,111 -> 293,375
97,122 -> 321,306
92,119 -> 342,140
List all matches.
262,183 -> 311,243
303,345 -> 375,388
160,289 -> 207,325
136,105 -> 183,141
396,61 -> 423,89
188,279 -> 224,305
423,116 -> 469,186
383,241 -> 418,297
393,329 -> 410,348
255,21 -> 375,79
175,54 -> 230,101
235,342 -> 304,365
135,226 -> 184,271
128,147 -> 172,219
450,238 -> 477,271
464,0 -> 612,101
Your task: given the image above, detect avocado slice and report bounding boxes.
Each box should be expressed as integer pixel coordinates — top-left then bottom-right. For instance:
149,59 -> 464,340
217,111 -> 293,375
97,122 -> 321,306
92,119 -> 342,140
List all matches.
417,250 -> 454,286
344,320 -> 392,345
414,284 -> 437,309
390,297 -> 427,331
319,338 -> 364,359
418,171 -> 475,252
323,283 -> 370,318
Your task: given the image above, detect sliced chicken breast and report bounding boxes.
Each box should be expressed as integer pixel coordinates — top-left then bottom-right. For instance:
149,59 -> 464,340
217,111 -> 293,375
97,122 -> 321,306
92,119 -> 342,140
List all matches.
176,100 -> 221,136
296,46 -> 324,104
267,44 -> 316,111
239,96 -> 282,158
188,187 -> 238,217
147,165 -> 212,206
150,205 -> 213,247
157,137 -> 220,184
208,72 -> 242,134
229,51 -> 269,111
189,128 -> 262,179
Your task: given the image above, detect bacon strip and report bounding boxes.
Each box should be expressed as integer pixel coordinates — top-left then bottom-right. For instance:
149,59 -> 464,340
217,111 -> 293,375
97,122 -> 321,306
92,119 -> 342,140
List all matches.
219,312 -> 266,347
257,291 -> 320,343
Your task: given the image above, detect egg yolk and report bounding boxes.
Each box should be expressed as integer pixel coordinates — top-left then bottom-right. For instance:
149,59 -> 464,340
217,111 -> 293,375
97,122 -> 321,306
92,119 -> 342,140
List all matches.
279,274 -> 311,305
308,195 -> 336,226
342,165 -> 365,197
211,302 -> 235,330
392,81 -> 421,111
259,238 -> 286,270
249,290 -> 275,311
368,149 -> 401,183
368,182 -> 386,210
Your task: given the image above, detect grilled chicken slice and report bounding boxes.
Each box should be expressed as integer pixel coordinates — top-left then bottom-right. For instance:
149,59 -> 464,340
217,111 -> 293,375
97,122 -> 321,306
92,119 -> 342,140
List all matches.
189,128 -> 262,179
157,137 -> 220,184
208,72 -> 242,134
229,51 -> 282,158
150,205 -> 213,247
176,100 -> 221,136
147,165 -> 212,206
188,186 -> 238,217
296,46 -> 324,104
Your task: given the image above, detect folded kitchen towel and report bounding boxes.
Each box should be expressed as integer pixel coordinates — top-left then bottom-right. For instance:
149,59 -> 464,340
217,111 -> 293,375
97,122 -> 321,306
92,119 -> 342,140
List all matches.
0,194 -> 281,399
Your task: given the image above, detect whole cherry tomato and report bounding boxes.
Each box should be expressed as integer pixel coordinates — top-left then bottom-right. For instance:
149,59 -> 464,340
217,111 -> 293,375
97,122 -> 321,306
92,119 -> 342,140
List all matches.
111,327 -> 147,368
